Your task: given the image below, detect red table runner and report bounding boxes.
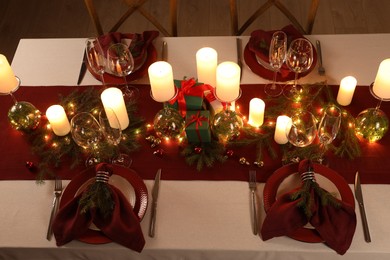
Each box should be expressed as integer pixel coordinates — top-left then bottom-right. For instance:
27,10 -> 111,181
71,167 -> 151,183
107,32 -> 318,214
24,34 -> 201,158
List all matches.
0,84 -> 389,184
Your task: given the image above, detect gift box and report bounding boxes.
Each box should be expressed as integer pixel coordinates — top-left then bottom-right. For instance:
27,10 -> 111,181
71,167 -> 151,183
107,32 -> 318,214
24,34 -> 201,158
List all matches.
185,111 -> 211,143
168,78 -> 212,117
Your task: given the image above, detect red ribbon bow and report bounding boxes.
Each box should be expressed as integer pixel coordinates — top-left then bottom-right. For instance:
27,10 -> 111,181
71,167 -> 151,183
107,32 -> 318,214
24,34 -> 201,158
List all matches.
169,78 -> 212,117
186,111 -> 208,142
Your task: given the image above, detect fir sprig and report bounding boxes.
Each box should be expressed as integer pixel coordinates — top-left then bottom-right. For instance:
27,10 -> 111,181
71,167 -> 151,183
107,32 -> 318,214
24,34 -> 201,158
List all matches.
181,139 -> 227,171
78,182 -> 115,219
290,179 -> 341,218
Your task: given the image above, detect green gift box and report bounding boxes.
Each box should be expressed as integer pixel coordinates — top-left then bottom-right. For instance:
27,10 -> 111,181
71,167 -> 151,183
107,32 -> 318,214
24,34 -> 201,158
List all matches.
168,79 -> 205,116
185,111 -> 211,143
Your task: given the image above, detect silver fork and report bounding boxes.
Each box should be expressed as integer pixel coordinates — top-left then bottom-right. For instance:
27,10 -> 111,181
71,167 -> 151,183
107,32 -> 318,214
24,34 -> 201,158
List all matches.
316,40 -> 325,75
249,170 -> 258,235
46,177 -> 62,240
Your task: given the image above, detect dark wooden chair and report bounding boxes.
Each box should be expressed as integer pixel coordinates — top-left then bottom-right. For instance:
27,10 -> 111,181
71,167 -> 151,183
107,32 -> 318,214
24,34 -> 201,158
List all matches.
83,0 -> 178,36
229,0 -> 320,35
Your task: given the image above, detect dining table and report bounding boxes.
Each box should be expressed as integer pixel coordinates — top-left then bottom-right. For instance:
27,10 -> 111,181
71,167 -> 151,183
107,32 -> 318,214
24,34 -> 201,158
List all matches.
1,32 -> 390,260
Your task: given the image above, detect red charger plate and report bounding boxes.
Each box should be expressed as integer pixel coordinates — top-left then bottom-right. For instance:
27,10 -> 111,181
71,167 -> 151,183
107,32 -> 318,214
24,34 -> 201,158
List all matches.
59,165 -> 148,244
263,162 -> 355,243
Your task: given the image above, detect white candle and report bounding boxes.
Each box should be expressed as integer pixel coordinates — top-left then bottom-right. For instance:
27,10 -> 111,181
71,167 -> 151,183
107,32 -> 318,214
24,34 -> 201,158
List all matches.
216,61 -> 241,102
337,76 -> 357,106
196,47 -> 217,87
0,54 -> 18,93
274,115 -> 292,144
101,87 -> 129,130
148,61 -> 175,102
373,58 -> 390,99
248,98 -> 265,127
46,105 -> 71,136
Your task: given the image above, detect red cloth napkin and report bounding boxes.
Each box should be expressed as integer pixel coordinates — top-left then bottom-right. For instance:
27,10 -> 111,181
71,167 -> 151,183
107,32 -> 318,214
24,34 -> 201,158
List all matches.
52,163 -> 145,252
247,24 -> 316,81
261,160 -> 356,255
98,30 -> 159,68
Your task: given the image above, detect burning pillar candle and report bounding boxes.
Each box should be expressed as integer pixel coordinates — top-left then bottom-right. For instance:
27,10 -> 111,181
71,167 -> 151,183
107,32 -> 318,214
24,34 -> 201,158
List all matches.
337,76 -> 357,106
216,61 -> 241,102
101,87 -> 129,130
248,98 -> 265,127
196,47 -> 217,87
46,105 -> 71,136
373,59 -> 390,99
148,61 -> 175,102
0,54 -> 18,93
274,115 -> 292,144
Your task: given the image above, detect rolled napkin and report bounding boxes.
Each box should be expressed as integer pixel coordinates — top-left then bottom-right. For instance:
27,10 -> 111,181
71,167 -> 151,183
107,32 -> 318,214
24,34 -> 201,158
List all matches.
52,163 -> 145,252
99,30 -> 159,69
246,24 -> 316,81
261,159 -> 356,255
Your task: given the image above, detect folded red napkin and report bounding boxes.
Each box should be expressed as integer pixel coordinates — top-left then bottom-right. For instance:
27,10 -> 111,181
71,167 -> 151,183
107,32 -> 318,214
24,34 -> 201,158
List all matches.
261,159 -> 356,255
98,30 -> 159,68
247,24 -> 316,81
52,163 -> 145,252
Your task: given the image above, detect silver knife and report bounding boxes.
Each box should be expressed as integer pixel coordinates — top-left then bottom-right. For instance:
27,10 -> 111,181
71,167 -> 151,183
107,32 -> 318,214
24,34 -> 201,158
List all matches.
354,171 -> 371,242
149,168 -> 162,237
161,41 -> 168,62
77,50 -> 87,85
236,37 -> 243,81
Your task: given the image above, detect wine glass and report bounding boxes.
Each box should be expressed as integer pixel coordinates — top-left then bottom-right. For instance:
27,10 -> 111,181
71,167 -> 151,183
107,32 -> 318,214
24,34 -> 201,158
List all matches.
264,31 -> 287,97
99,107 -> 132,167
85,37 -> 106,85
70,112 -> 103,167
283,38 -> 314,101
286,110 -> 317,148
317,105 -> 341,163
106,43 -> 139,100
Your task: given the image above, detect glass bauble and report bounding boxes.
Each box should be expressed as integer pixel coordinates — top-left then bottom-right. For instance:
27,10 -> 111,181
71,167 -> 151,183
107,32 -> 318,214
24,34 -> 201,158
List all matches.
355,108 -> 389,142
153,107 -> 185,139
212,110 -> 243,143
8,101 -> 41,131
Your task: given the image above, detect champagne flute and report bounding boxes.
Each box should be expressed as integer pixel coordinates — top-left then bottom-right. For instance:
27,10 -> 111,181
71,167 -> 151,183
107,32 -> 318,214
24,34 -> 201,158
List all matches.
264,31 -> 287,97
286,110 -> 317,148
85,37 -> 106,85
70,112 -> 103,167
106,43 -> 139,100
283,38 -> 314,101
99,108 -> 132,167
317,105 -> 341,163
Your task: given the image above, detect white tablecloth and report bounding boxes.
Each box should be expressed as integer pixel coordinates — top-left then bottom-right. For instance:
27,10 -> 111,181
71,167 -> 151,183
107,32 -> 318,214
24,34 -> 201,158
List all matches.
1,34 -> 390,259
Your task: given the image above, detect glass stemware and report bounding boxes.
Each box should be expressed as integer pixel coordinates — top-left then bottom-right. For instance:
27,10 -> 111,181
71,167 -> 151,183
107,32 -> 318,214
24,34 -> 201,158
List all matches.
286,110 -> 317,148
85,37 -> 106,85
264,31 -> 287,97
70,112 -> 103,167
106,43 -> 139,100
99,108 -> 132,167
317,105 -> 341,163
283,38 -> 314,101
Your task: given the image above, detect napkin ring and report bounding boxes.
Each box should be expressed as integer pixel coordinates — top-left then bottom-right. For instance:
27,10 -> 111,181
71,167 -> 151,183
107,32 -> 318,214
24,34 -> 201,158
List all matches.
96,170 -> 110,183
300,171 -> 316,183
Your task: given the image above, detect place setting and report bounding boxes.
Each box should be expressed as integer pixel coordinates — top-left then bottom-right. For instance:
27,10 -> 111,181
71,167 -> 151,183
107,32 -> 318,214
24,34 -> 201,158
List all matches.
81,30 -> 159,99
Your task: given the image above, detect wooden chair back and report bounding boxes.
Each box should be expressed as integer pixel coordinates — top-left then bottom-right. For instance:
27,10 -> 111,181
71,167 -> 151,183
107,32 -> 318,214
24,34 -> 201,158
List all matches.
229,0 -> 320,35
84,0 -> 178,36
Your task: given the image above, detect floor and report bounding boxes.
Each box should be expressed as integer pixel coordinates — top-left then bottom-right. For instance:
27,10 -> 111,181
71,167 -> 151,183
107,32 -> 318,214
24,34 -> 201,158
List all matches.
1,0 -> 390,62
